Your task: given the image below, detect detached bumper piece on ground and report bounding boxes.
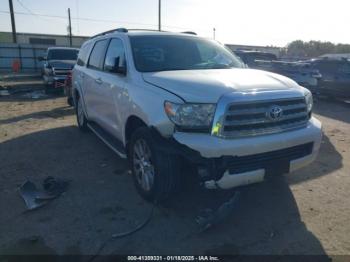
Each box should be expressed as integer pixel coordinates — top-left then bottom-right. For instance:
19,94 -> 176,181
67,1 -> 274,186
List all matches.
19,176 -> 69,210
196,191 -> 240,232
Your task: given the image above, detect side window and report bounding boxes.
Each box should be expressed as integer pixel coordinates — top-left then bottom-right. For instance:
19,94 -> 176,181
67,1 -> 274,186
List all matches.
88,40 -> 108,70
77,42 -> 92,66
104,38 -> 126,72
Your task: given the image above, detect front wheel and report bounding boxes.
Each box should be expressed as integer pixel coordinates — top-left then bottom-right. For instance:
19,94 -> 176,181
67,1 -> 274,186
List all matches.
129,127 -> 180,202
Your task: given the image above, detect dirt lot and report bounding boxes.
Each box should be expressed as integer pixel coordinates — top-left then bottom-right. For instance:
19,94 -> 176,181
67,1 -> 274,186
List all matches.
0,76 -> 349,258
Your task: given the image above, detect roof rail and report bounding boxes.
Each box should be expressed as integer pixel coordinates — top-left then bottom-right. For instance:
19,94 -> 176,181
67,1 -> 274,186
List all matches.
127,29 -> 168,32
182,31 -> 197,35
90,28 -> 128,39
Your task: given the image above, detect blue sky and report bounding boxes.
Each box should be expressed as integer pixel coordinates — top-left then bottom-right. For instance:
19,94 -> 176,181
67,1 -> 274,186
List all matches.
0,0 -> 349,47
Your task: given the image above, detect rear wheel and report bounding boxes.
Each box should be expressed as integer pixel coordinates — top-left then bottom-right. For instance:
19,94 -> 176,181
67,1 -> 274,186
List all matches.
67,97 -> 74,106
44,83 -> 51,94
76,97 -> 88,132
129,127 -> 180,202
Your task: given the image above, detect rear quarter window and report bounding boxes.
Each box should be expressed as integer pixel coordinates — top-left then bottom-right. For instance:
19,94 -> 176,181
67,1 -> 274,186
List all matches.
77,42 -> 93,66
87,39 -> 109,70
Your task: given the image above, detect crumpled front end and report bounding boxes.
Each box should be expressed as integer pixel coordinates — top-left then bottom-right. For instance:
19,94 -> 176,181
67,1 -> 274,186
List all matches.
171,90 -> 322,189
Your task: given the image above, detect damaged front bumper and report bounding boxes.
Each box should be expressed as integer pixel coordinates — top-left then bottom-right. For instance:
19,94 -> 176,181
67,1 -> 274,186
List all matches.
156,117 -> 322,190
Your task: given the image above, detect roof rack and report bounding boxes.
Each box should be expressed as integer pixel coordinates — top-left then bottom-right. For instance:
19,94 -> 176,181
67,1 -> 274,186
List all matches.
90,28 -> 196,39
127,29 -> 168,32
181,31 -> 197,35
90,28 -> 128,39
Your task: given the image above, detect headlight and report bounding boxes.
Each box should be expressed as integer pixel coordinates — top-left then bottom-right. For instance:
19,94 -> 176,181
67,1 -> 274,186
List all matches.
304,90 -> 313,113
164,101 -> 216,129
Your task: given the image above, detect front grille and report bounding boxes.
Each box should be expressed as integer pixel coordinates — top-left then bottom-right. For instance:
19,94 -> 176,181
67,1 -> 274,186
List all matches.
226,142 -> 313,174
222,97 -> 308,137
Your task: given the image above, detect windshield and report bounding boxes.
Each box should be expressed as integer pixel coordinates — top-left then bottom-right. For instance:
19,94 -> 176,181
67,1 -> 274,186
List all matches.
47,49 -> 79,60
130,35 -> 244,72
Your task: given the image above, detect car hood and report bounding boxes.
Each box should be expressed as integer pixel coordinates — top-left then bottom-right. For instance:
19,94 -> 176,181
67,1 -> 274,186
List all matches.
142,68 -> 303,103
47,60 -> 76,69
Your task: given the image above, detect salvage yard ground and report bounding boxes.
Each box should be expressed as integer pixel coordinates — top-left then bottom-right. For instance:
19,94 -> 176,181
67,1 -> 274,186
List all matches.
0,75 -> 349,257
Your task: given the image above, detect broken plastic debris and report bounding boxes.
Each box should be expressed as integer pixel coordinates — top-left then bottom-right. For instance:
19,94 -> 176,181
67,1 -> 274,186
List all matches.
196,191 -> 240,232
19,177 -> 69,210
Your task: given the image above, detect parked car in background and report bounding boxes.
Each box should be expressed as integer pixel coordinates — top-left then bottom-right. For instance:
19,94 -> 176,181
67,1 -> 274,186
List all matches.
234,50 -> 277,67
39,47 -> 79,93
72,28 -> 322,201
234,50 -> 322,91
308,58 -> 350,98
254,60 -> 322,92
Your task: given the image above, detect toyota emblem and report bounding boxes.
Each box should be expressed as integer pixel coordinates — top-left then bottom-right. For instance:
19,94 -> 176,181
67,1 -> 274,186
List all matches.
267,105 -> 283,121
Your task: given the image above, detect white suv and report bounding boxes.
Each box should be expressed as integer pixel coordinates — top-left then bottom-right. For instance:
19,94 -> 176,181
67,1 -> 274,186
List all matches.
72,28 -> 322,201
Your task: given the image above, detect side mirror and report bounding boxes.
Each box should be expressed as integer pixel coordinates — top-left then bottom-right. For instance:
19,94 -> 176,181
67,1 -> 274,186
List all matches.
116,64 -> 127,75
105,57 -> 126,75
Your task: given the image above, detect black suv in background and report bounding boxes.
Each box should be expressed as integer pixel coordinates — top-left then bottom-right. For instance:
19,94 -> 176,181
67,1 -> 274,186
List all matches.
308,58 -> 350,99
39,47 -> 79,93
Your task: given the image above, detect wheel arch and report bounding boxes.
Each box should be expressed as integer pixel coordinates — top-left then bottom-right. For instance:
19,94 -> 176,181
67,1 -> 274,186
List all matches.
124,115 -> 148,147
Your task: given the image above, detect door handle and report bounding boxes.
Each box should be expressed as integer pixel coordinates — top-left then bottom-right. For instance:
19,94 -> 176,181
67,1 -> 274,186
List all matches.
95,78 -> 102,85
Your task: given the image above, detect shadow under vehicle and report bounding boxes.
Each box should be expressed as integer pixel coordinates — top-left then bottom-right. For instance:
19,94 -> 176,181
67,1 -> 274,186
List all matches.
307,58 -> 350,99
38,47 -> 79,94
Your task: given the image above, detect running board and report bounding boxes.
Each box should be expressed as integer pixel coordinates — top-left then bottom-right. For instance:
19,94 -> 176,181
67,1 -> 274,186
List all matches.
87,122 -> 127,159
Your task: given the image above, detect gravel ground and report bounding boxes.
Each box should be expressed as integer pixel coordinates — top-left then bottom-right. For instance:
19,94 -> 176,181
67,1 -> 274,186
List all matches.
0,77 -> 349,258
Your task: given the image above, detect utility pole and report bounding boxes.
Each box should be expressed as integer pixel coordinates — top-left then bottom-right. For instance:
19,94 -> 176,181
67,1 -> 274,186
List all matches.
158,0 -> 161,31
213,28 -> 216,40
68,8 -> 72,47
8,0 -> 17,43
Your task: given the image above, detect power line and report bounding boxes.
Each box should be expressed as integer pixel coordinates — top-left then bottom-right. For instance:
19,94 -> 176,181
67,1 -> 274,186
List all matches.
15,0 -> 36,16
0,10 -> 189,30
15,0 -> 63,24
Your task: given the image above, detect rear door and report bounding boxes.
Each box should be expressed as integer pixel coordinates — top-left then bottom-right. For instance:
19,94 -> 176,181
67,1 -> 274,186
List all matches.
83,39 -> 109,122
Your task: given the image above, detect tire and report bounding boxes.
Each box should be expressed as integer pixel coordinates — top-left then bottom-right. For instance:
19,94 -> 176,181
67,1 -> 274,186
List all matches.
76,96 -> 89,132
67,97 -> 74,106
44,84 -> 51,94
129,127 -> 180,202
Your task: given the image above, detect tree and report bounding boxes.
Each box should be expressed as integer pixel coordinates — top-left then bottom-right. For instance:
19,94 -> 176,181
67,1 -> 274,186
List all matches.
285,40 -> 350,58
